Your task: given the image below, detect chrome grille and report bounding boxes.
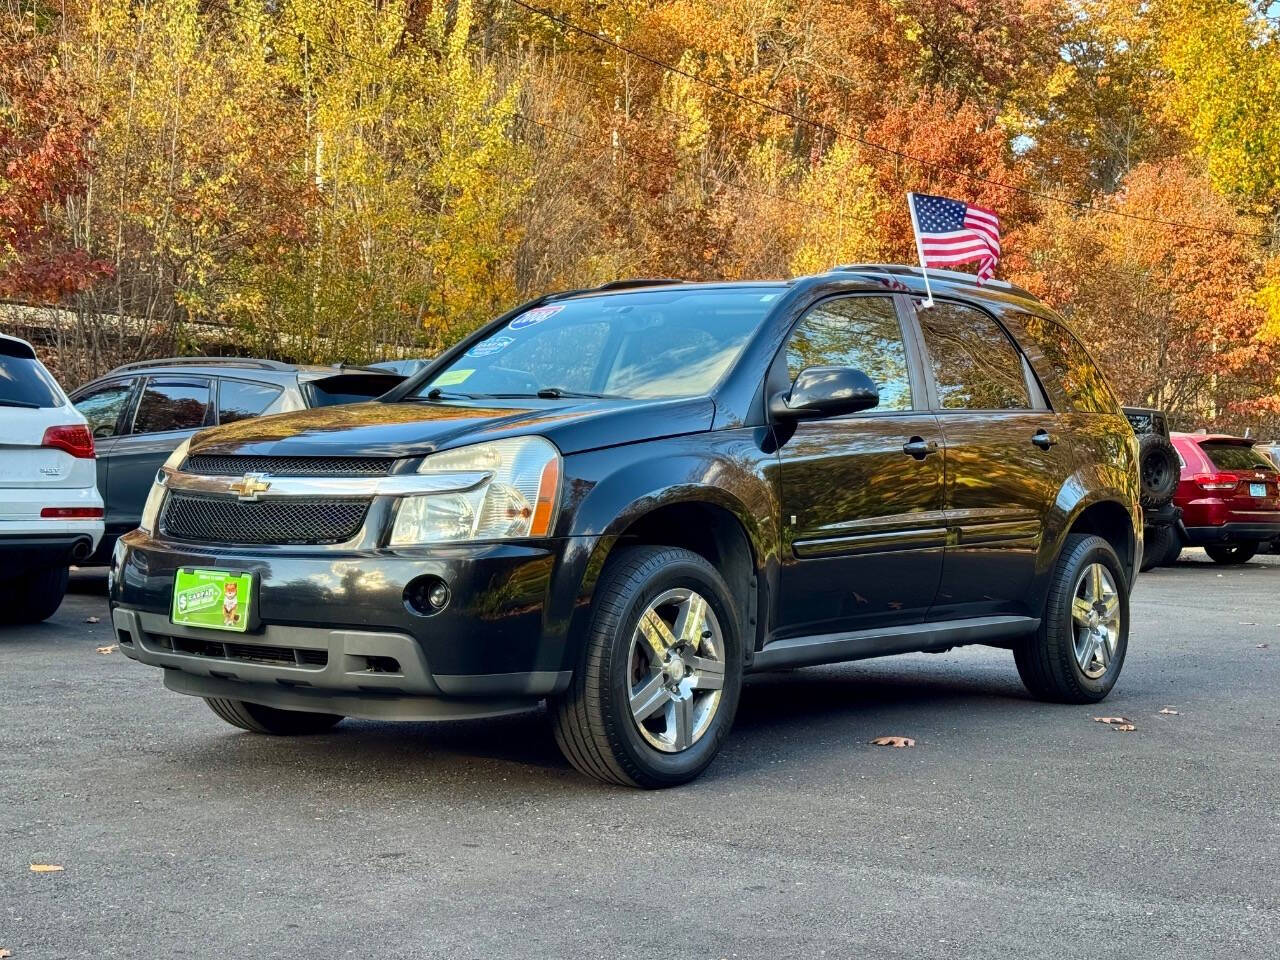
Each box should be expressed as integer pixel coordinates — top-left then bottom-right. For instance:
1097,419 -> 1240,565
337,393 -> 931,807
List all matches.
160,493 -> 369,545
183,455 -> 393,477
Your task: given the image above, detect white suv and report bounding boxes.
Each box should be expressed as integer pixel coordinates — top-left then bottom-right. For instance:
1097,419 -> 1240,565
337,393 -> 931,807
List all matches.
1,334 -> 103,623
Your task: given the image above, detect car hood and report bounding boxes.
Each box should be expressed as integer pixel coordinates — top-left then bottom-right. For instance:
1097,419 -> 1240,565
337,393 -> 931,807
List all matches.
187,395 -> 716,459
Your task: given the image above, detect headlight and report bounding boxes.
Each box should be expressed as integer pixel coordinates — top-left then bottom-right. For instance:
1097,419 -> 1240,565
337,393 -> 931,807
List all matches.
390,437 -> 561,545
138,438 -> 191,535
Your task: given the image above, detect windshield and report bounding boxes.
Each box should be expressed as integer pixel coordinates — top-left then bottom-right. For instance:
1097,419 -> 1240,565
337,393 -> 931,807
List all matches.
416,287 -> 784,401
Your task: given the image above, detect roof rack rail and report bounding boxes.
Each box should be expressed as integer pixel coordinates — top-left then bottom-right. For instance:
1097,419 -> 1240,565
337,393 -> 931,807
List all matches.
109,356 -> 296,374
830,263 -> 1035,298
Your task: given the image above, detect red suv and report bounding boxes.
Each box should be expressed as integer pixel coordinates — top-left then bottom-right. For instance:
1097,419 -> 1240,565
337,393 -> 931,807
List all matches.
1162,433 -> 1280,564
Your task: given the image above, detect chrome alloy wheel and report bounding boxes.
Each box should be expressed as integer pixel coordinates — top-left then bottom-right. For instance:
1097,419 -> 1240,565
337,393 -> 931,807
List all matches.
1071,562 -> 1121,679
626,588 -> 726,753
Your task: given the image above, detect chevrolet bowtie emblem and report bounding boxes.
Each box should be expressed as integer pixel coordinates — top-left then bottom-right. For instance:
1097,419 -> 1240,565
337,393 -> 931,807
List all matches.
228,472 -> 271,501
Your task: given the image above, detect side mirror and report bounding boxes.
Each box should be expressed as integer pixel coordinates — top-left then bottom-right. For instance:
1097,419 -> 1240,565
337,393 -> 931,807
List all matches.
770,366 -> 880,421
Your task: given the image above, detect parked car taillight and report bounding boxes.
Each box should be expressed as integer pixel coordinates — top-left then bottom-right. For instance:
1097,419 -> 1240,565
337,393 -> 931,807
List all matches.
41,424 -> 96,459
40,506 -> 104,518
1192,472 -> 1240,492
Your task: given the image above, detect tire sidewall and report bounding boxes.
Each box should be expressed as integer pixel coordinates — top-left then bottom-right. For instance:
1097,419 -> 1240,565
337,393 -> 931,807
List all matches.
602,555 -> 743,786
1056,539 -> 1129,698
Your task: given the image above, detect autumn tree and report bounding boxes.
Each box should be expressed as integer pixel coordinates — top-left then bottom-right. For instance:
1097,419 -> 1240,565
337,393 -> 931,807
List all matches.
1014,160 -> 1276,430
0,4 -> 108,303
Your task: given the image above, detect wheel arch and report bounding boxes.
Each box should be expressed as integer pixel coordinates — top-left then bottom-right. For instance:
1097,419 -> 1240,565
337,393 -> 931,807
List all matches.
566,491 -> 773,672
1061,497 -> 1139,585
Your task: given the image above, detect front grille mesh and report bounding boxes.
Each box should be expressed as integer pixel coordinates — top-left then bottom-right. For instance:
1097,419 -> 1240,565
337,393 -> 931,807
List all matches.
161,493 -> 369,545
183,455 -> 393,477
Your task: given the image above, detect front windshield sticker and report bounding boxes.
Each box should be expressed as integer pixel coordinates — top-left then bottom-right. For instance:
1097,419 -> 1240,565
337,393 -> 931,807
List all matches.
432,368 -> 475,387
465,335 -> 514,358
509,304 -> 564,330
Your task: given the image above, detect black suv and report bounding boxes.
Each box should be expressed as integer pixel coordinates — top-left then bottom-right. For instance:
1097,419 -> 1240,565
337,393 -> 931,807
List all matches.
109,267 -> 1141,787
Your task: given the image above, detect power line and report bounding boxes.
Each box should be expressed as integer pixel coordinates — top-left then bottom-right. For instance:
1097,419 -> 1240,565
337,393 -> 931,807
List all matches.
509,0 -> 1272,241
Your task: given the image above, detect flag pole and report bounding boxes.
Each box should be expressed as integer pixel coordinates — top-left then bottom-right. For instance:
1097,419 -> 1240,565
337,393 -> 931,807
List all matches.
907,192 -> 935,308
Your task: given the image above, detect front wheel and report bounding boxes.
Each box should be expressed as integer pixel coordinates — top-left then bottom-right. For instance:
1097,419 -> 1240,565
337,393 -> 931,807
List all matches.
204,698 -> 344,735
1015,534 -> 1129,703
550,546 -> 743,788
1204,542 -> 1257,565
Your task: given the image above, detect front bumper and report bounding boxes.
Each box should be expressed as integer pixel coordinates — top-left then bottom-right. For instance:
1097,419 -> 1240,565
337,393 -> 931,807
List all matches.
111,529 -> 593,712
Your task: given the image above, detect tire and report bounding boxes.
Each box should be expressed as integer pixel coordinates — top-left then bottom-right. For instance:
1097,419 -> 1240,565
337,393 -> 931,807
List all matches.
1204,541 -> 1258,565
204,698 -> 344,735
549,546 -> 743,788
1140,524 -> 1177,572
1160,534 -> 1183,566
1015,534 -> 1128,703
1137,433 -> 1180,508
0,566 -> 70,625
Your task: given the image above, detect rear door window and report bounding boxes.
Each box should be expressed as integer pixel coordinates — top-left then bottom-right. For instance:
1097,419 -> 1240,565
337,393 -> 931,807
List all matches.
131,377 -> 211,433
915,301 -> 1031,410
217,379 -> 282,424
0,344 -> 62,408
1200,443 -> 1275,472
74,380 -> 135,437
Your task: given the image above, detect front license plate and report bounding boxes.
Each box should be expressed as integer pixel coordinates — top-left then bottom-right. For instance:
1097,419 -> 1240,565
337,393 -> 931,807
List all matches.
1250,482 -> 1267,497
171,568 -> 254,633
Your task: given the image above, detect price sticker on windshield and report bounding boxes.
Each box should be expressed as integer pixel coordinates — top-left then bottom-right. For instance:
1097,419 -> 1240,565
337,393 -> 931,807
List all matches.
509,305 -> 563,330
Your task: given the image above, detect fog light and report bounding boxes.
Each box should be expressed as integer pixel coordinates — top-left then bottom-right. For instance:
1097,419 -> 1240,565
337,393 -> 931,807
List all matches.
428,582 -> 449,609
404,576 -> 450,616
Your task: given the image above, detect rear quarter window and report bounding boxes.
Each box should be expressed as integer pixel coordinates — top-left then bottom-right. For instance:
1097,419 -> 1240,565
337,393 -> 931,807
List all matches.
1009,311 -> 1118,414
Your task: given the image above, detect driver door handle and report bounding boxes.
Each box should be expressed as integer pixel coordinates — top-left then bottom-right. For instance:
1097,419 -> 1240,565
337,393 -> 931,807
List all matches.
1031,430 -> 1057,450
902,436 -> 939,460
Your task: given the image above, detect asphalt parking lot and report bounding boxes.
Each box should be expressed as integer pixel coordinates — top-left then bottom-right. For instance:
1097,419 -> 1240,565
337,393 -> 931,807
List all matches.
3,552 -> 1278,959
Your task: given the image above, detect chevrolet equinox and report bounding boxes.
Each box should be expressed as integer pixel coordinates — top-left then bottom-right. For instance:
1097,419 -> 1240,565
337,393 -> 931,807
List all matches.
110,266 -> 1142,787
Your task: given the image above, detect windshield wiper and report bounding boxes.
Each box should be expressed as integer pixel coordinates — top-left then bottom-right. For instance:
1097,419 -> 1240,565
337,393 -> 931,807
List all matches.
0,398 -> 41,409
489,388 -> 621,400
417,388 -> 482,401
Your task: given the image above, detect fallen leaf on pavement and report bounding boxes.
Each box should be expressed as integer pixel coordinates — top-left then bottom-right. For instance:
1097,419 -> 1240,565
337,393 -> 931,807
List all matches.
1159,708 -> 1178,715
871,736 -> 915,748
1,946 -> 13,957
95,645 -> 117,655
1093,716 -> 1131,725
1110,723 -> 1136,731
85,616 -> 100,624
29,864 -> 63,873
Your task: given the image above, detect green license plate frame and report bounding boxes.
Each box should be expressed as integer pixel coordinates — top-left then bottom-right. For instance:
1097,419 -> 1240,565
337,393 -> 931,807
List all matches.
171,568 -> 256,633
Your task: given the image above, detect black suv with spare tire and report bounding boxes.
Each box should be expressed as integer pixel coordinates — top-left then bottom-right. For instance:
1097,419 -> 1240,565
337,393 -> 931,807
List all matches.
110,266 -> 1142,787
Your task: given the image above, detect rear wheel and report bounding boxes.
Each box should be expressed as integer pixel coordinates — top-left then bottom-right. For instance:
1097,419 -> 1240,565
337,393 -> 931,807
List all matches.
550,546 -> 743,788
0,566 -> 70,625
1204,541 -> 1257,565
204,698 -> 344,735
1015,534 -> 1128,703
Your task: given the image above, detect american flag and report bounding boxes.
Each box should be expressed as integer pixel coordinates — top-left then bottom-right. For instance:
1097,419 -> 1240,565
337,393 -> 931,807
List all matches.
908,193 -> 1001,283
